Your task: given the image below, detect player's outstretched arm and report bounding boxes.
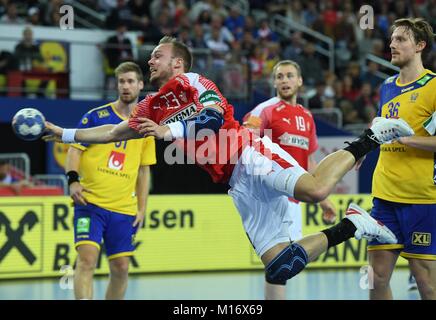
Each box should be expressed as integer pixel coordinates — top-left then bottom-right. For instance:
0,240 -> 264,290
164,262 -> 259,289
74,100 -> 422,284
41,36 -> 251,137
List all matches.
44,120 -> 143,144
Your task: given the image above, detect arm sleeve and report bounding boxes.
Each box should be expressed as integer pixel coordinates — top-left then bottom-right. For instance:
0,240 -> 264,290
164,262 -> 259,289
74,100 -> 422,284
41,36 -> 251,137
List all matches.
128,95 -> 152,132
140,136 -> 157,165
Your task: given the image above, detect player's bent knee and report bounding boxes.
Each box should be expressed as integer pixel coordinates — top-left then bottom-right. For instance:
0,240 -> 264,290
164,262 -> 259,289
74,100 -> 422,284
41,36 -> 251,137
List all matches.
265,243 -> 309,285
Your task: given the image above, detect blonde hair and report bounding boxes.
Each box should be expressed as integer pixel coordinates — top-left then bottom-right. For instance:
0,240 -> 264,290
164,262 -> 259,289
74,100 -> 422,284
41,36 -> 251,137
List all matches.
114,62 -> 143,81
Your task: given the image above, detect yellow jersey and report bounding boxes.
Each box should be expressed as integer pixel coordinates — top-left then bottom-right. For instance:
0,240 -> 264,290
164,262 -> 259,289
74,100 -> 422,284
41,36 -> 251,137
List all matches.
372,69 -> 436,203
72,102 -> 156,215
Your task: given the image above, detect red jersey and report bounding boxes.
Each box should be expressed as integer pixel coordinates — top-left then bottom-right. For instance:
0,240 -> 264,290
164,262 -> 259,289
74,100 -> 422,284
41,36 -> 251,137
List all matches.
244,97 -> 318,170
129,72 -> 248,183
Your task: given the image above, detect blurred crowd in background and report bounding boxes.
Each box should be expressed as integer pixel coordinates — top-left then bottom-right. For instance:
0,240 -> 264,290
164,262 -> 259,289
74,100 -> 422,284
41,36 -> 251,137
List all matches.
0,0 -> 435,128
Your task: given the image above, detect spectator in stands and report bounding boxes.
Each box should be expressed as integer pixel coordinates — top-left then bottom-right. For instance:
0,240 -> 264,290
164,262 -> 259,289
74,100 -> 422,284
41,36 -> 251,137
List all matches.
243,15 -> 258,38
285,0 -> 304,25
103,22 -> 134,95
342,74 -> 360,102
106,0 -> 133,30
321,0 -> 338,38
249,46 -> 266,81
224,5 -> 245,41
27,7 -> 41,25
0,2 -> 25,24
210,0 -> 228,20
308,81 -> 325,110
191,23 -> 208,73
177,27 -> 193,48
189,0 -> 212,23
191,23 -> 207,49
360,61 -> 384,90
0,160 -> 31,195
197,9 -> 212,33
297,42 -> 323,87
205,14 -> 234,46
346,61 -> 362,92
264,42 -> 281,75
14,26 -> 44,72
150,0 -> 176,21
302,1 -> 319,27
339,99 -> 362,126
155,7 -> 176,36
282,31 -> 305,61
240,29 -> 256,55
174,0 -> 188,28
104,22 -> 134,70
42,0 -> 62,26
128,0 -> 150,31
256,19 -> 278,42
335,10 -> 357,62
0,50 -> 17,87
354,82 -> 377,124
206,26 -> 230,69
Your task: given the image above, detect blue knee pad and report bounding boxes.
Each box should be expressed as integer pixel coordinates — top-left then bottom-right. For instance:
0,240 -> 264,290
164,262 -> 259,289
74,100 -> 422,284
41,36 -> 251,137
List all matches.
265,243 -> 309,285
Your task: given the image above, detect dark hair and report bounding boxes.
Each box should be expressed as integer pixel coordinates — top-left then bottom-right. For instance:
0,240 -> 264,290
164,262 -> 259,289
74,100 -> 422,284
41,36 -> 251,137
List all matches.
158,36 -> 193,72
114,61 -> 143,82
391,18 -> 435,59
0,160 -> 7,166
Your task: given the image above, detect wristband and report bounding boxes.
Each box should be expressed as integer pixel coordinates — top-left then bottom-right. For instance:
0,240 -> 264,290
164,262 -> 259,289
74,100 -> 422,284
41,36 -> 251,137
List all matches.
66,170 -> 79,186
62,128 -> 77,143
167,121 -> 186,139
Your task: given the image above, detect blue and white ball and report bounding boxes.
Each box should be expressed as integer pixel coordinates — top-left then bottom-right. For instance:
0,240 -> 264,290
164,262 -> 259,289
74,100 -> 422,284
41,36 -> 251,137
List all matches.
12,108 -> 46,141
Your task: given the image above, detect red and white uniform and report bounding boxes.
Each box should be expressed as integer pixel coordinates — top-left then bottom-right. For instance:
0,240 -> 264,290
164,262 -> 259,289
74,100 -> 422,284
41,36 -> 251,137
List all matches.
129,72 -> 244,183
245,97 -> 319,241
129,73 -> 308,256
245,97 -> 318,170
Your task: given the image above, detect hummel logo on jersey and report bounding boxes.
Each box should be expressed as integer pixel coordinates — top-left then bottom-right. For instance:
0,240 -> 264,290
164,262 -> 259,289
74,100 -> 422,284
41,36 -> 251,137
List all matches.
162,104 -> 197,124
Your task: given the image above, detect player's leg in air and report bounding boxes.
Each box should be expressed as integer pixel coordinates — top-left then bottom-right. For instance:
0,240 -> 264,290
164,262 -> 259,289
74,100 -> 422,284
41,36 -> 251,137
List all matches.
229,117 -> 414,299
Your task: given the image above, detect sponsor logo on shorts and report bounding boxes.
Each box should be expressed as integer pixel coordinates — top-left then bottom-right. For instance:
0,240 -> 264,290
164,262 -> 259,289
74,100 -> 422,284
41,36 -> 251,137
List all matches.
76,217 -> 90,234
412,232 -> 431,246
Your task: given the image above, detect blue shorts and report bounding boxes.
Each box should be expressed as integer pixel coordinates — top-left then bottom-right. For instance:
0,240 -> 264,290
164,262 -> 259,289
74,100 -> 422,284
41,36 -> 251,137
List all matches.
73,203 -> 138,260
368,198 -> 436,260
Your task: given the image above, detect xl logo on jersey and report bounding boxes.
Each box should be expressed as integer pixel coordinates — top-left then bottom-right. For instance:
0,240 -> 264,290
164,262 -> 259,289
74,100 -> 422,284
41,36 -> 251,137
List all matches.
278,133 -> 309,150
412,232 -> 431,246
161,104 -> 197,124
108,151 -> 126,171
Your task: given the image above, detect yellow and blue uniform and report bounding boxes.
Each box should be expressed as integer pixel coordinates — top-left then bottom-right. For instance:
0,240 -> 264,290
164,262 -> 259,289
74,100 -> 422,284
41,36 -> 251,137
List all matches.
72,102 -> 156,259
369,69 -> 436,260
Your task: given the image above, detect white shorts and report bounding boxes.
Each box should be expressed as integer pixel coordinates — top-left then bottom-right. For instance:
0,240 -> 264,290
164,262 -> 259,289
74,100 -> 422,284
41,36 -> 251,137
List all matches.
288,201 -> 303,241
228,136 -> 307,257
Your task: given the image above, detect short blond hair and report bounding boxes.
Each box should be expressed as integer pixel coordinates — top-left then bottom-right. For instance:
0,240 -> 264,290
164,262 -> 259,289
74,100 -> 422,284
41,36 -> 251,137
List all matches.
272,60 -> 302,78
114,62 -> 143,82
